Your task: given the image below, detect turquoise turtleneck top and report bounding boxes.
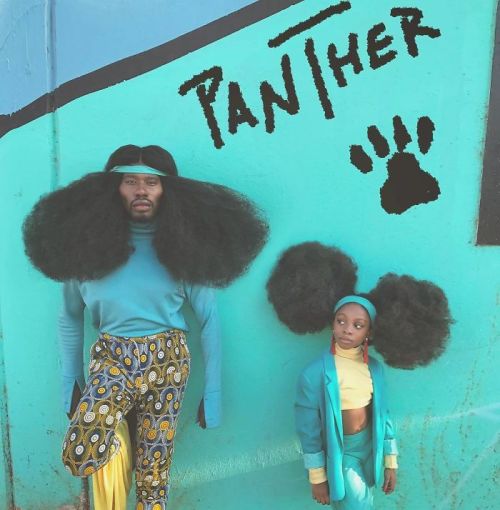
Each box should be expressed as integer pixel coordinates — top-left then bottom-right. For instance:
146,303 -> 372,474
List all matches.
58,222 -> 221,428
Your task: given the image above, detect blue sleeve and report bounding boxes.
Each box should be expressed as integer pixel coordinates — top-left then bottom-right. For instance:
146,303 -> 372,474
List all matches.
185,284 -> 221,428
376,361 -> 398,456
295,372 -> 326,469
58,281 -> 86,414
383,416 -> 398,455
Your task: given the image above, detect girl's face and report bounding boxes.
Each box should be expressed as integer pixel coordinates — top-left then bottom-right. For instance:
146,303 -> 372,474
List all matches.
333,303 -> 371,350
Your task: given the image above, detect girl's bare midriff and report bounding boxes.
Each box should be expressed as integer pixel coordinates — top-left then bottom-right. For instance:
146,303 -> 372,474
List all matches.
342,405 -> 371,435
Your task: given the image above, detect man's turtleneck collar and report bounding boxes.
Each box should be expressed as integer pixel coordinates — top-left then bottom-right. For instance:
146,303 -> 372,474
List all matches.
130,221 -> 156,237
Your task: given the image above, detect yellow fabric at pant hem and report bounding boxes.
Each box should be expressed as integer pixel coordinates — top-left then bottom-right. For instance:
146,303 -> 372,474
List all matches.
92,420 -> 133,510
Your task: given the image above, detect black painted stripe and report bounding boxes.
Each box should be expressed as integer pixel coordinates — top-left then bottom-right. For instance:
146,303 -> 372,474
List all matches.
0,0 -> 302,139
477,0 -> 500,245
268,1 -> 351,48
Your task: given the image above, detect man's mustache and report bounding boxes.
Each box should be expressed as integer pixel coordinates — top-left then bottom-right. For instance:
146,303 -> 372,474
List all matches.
131,199 -> 153,207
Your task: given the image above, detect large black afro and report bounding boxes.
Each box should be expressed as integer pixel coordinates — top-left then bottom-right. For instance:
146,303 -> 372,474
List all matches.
368,274 -> 452,368
266,242 -> 357,333
23,172 -> 130,281
23,145 -> 268,286
156,176 -> 268,286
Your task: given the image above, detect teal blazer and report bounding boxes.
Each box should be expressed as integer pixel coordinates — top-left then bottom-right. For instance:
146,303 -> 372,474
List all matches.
295,350 -> 398,501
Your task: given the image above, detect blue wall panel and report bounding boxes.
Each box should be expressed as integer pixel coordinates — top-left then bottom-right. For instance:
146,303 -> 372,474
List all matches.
1,0 -> 257,114
0,0 -> 52,114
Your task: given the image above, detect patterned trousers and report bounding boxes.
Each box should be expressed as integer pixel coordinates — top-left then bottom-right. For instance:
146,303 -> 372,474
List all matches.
62,330 -> 190,510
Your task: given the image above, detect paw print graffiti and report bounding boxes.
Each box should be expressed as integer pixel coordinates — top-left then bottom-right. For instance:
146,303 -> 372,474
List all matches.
349,116 -> 440,214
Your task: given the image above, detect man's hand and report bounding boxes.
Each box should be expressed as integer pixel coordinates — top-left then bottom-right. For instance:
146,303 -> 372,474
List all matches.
311,481 -> 330,505
197,398 -> 207,429
382,468 -> 397,494
67,383 -> 82,419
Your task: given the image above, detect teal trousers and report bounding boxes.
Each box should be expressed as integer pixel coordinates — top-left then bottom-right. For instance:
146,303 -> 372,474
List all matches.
333,427 -> 374,510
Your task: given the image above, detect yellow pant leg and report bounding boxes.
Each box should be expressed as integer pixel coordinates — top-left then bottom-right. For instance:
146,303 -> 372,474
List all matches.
92,419 -> 133,510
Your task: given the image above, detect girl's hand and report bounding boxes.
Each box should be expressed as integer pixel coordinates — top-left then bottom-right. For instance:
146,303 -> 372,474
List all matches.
311,481 -> 330,505
382,468 -> 397,494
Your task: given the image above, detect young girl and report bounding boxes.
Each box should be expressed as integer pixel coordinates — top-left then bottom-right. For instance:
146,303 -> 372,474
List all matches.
267,242 -> 452,509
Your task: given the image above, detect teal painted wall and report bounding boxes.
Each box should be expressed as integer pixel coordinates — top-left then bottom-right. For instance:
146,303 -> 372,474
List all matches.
1,1 -> 499,509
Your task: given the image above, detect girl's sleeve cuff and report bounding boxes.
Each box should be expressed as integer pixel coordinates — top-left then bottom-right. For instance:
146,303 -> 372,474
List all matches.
309,467 -> 327,484
383,438 -> 398,455
384,454 -> 398,469
303,451 -> 326,469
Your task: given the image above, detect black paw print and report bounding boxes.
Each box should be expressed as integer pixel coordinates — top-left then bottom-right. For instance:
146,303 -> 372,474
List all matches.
350,116 -> 440,214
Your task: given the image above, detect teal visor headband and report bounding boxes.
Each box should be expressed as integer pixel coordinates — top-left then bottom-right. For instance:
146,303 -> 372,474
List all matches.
334,295 -> 377,323
110,165 -> 167,177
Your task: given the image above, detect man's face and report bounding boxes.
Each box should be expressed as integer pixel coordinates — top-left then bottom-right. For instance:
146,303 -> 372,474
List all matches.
118,173 -> 163,221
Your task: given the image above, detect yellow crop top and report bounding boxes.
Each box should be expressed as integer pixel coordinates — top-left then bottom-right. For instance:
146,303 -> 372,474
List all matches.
335,344 -> 373,410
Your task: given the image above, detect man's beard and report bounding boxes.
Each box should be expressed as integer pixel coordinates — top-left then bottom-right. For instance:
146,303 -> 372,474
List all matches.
128,199 -> 156,221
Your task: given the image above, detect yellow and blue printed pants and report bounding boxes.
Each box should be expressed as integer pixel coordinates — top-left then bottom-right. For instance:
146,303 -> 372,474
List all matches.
62,330 -> 190,510
334,427 -> 374,510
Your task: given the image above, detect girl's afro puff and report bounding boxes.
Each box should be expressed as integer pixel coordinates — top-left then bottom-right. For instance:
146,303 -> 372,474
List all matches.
368,273 -> 452,368
267,242 -> 357,333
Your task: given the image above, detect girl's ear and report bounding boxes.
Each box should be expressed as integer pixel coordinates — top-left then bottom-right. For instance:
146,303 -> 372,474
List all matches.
368,273 -> 453,369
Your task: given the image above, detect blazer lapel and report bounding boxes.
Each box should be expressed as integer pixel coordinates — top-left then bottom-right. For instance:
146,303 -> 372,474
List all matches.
323,351 -> 343,446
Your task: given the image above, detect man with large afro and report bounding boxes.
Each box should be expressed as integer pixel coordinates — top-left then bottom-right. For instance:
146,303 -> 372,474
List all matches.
23,144 -> 269,510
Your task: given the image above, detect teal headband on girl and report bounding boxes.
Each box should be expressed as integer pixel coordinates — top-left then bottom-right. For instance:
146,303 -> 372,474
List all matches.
334,295 -> 377,323
110,165 -> 167,177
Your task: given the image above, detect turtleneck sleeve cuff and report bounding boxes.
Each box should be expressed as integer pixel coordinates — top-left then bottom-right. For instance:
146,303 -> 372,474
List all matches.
384,454 -> 398,469
309,467 -> 328,484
